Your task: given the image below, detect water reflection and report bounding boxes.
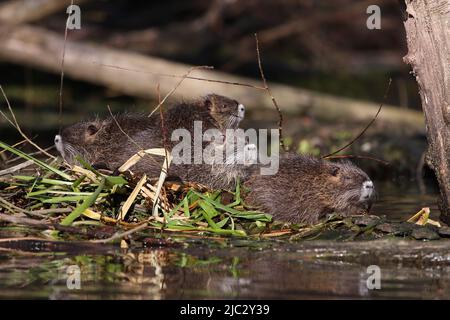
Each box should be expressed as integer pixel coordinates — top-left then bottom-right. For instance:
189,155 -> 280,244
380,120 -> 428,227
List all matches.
0,179 -> 445,299
1,238 -> 450,299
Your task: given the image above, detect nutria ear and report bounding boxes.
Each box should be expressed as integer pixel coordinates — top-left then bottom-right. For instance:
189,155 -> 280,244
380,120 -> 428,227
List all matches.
204,96 -> 213,110
87,123 -> 100,136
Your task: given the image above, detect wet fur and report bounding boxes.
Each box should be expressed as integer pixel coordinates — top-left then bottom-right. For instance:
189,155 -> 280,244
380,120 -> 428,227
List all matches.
58,95 -> 246,189
243,153 -> 374,225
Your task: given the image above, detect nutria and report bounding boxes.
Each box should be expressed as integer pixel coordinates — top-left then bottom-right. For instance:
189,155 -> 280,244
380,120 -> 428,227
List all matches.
55,94 -> 248,189
177,142 -> 258,189
243,153 -> 375,225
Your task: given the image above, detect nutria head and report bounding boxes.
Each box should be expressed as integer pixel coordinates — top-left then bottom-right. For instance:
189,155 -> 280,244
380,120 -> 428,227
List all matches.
55,114 -> 152,165
55,119 -> 104,164
203,94 -> 245,129
323,160 -> 375,214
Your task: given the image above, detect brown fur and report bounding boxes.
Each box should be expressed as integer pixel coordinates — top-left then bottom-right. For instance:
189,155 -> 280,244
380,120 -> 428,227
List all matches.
243,153 -> 375,225
56,94 -> 246,189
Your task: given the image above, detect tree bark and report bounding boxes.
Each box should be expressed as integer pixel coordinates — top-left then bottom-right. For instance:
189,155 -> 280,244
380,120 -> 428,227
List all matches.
403,0 -> 450,223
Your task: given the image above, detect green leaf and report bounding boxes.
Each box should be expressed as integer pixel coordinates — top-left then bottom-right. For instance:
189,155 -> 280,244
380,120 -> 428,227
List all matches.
192,191 -> 272,222
41,196 -> 90,204
198,200 -> 220,229
27,189 -> 96,197
13,176 -> 72,186
183,197 -> 190,217
216,217 -> 229,228
105,175 -> 128,186
61,178 -> 106,226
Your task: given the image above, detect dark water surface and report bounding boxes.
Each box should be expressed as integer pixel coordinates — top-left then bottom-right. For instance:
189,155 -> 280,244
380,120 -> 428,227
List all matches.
0,182 -> 447,300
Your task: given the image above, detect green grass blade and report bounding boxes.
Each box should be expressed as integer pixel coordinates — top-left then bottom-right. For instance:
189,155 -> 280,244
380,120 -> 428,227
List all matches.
27,189 -> 97,197
13,176 -> 73,186
227,177 -> 241,207
60,178 -> 106,226
192,191 -> 272,222
216,217 -> 229,228
183,197 -> 190,217
0,141 -> 72,180
198,200 -> 220,229
41,196 -> 90,204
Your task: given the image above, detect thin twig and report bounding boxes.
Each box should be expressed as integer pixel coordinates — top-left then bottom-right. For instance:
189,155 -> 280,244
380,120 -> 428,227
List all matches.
254,33 -> 287,152
6,145 -> 54,164
152,85 -> 171,218
148,65 -> 213,117
0,197 -> 47,218
106,105 -> 160,168
0,213 -> 107,238
58,0 -> 74,132
94,62 -> 265,90
325,154 -> 390,166
157,83 -> 170,169
0,86 -> 56,159
31,208 -> 72,215
0,160 -> 34,176
0,139 -> 28,156
322,78 -> 393,159
107,105 -> 142,151
90,222 -> 149,243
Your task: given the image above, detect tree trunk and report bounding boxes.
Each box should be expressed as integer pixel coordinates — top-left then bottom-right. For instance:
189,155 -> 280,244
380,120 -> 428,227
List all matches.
403,0 -> 450,223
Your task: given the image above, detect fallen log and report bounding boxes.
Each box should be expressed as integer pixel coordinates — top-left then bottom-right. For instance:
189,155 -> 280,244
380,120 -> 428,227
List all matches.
0,0 -> 88,25
0,24 -> 424,131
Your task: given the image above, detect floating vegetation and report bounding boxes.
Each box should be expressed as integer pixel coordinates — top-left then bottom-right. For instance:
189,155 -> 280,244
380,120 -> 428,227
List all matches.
0,141 -> 275,242
1,140 -> 449,244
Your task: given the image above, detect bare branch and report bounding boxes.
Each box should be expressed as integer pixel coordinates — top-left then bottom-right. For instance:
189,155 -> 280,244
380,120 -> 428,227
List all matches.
58,0 -> 74,131
254,33 -> 287,152
93,62 -> 265,90
322,78 -> 393,159
148,65 -> 214,117
325,154 -> 390,166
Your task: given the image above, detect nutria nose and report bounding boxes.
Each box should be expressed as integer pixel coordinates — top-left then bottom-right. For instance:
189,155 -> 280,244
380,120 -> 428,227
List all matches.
363,180 -> 374,189
360,180 -> 374,201
54,135 -> 61,144
238,104 -> 245,116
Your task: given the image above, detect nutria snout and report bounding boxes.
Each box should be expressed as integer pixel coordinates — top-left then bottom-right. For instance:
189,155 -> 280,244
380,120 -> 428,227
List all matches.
243,153 -> 375,225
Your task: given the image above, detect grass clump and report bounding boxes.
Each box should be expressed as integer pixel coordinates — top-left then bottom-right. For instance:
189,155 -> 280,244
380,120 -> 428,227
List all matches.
0,140 -> 273,241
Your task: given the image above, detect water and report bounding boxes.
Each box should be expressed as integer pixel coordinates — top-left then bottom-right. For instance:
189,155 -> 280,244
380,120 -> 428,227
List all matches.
371,180 -> 441,221
0,182 -> 447,300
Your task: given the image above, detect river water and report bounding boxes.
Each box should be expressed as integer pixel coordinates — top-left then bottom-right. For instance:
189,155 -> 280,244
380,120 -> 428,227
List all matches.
0,181 -> 447,300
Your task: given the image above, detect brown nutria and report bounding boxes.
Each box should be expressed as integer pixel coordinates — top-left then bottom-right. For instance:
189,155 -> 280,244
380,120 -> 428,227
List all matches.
55,94 -> 247,189
243,153 -> 375,225
175,142 -> 258,189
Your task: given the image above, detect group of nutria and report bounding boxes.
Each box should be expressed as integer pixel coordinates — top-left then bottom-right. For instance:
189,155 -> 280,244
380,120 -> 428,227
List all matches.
55,94 -> 375,225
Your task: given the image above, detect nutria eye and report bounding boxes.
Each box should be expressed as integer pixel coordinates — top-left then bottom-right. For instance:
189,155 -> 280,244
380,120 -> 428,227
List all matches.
87,124 -> 99,135
330,166 -> 339,176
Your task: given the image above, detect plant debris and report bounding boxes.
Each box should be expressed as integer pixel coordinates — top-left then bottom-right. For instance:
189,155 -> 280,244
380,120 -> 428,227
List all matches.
0,140 -> 448,244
